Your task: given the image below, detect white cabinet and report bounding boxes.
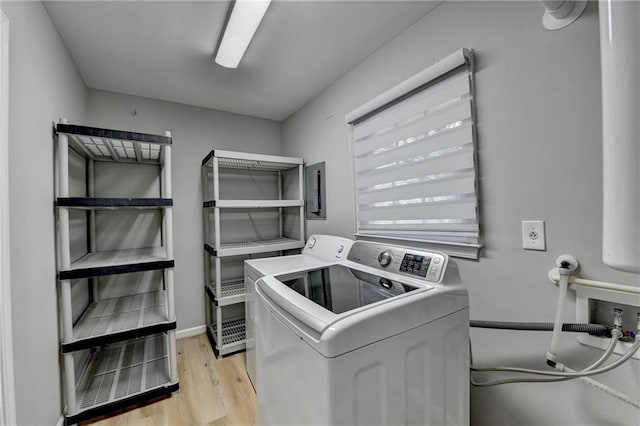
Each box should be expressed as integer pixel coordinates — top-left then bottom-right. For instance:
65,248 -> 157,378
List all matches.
202,149 -> 305,357
55,120 -> 178,424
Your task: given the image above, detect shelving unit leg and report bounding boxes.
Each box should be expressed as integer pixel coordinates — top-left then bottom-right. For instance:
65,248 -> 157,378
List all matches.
161,200 -> 166,253
212,157 -> 220,249
162,135 -> 172,196
168,330 -> 178,383
160,140 -> 176,382
202,168 -> 210,240
216,305 -> 223,350
204,253 -> 211,321
205,291 -> 212,332
165,269 -> 175,321
278,171 -> 283,238
202,163 -> 211,330
162,209 -> 174,259
61,279 -> 73,343
58,207 -> 71,270
161,142 -> 172,258
57,118 -> 69,197
57,118 -> 71,269
87,158 -> 99,302
298,164 -> 305,240
57,119 -> 74,345
215,257 -> 221,303
213,208 -> 220,251
63,353 -> 76,416
87,158 -> 96,253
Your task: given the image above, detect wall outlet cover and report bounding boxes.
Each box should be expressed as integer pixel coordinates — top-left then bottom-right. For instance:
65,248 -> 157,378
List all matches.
522,220 -> 546,251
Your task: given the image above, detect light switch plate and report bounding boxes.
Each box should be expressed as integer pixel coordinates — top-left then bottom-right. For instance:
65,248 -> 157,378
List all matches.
522,220 -> 546,250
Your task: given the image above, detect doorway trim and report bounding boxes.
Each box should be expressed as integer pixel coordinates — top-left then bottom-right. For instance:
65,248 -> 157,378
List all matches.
0,8 -> 16,426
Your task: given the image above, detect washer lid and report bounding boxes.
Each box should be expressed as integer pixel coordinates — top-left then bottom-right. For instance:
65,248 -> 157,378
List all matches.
258,265 -> 422,335
274,264 -> 419,315
256,265 -> 467,357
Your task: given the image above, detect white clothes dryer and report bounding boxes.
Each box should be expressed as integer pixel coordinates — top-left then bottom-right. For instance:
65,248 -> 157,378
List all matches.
244,234 -> 354,388
255,240 -> 469,426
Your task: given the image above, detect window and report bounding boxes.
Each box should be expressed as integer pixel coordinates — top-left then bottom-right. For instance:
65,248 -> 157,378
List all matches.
346,49 -> 480,259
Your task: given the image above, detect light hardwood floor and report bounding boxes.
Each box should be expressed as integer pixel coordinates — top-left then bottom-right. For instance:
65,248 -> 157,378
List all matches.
83,334 -> 257,426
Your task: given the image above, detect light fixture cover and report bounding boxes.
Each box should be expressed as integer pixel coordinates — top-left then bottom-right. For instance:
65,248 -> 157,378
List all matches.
215,0 -> 272,68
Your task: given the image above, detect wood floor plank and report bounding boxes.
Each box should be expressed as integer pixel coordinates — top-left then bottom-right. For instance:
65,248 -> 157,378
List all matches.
214,354 -> 257,426
81,334 -> 256,426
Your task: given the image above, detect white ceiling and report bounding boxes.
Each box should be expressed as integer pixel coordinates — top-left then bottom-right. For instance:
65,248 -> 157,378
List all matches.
44,1 -> 441,121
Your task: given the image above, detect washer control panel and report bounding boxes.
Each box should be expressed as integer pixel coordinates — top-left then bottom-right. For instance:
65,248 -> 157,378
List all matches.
303,234 -> 354,261
399,253 -> 431,277
347,241 -> 448,283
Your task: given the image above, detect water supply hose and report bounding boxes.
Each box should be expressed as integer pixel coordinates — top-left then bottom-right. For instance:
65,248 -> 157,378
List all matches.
546,262 -> 571,365
470,330 -> 620,387
470,329 -> 640,408
470,258 -> 640,409
472,335 -> 640,378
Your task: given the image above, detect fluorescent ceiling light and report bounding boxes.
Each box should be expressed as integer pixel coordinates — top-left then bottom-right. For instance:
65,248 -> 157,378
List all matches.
215,0 -> 272,68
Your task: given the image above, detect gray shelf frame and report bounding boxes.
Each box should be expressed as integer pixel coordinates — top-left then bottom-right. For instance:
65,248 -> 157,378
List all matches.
202,149 -> 305,357
55,119 -> 179,423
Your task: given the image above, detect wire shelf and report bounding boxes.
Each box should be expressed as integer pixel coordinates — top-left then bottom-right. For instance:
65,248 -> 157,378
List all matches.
202,199 -> 303,209
57,197 -> 173,210
73,334 -> 174,414
60,247 -> 174,279
205,238 -> 305,257
208,318 -> 246,357
217,157 -> 298,171
212,318 -> 246,345
58,124 -> 170,165
63,291 -> 174,352
206,279 -> 245,306
201,149 -> 303,171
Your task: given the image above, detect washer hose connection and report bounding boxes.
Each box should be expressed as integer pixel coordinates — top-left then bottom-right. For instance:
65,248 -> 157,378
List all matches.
546,261 -> 572,367
470,255 -> 640,408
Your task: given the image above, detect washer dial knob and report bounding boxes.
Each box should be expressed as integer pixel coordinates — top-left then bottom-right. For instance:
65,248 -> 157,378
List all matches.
378,251 -> 393,267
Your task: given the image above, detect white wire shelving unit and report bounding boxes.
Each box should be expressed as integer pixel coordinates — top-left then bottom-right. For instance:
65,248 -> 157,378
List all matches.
55,119 -> 178,424
201,149 -> 305,357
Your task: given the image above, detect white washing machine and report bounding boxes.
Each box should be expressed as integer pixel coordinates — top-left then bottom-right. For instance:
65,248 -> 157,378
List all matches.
255,240 -> 469,426
244,234 -> 354,388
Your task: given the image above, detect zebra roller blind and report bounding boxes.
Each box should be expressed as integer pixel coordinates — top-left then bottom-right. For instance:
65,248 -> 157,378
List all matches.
347,49 -> 480,259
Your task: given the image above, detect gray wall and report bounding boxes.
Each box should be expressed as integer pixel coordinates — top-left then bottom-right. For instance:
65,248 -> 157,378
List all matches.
85,89 -> 283,331
282,1 -> 640,424
5,1 -> 639,424
2,1 -> 88,424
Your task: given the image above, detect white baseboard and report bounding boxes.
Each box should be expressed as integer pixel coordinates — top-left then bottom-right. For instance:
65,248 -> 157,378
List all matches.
176,325 -> 206,340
